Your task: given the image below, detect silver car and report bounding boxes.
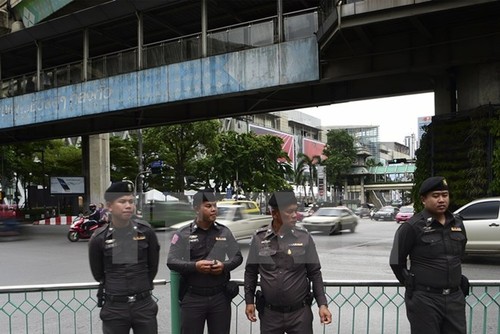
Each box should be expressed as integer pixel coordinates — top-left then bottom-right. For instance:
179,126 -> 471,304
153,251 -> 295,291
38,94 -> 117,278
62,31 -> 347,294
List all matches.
454,197 -> 500,254
168,204 -> 272,240
299,207 -> 358,235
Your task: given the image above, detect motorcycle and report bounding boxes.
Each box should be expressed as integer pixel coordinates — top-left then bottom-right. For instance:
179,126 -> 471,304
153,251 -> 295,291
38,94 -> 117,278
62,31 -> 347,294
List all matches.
67,215 -> 104,242
0,218 -> 22,241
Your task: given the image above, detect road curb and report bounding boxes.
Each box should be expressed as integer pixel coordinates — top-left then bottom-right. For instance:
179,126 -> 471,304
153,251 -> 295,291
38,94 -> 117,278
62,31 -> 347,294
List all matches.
33,216 -> 78,225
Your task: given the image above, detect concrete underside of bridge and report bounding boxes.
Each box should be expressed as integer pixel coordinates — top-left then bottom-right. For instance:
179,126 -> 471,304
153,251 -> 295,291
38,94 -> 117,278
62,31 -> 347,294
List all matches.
1,0 -> 499,206
0,0 -> 498,143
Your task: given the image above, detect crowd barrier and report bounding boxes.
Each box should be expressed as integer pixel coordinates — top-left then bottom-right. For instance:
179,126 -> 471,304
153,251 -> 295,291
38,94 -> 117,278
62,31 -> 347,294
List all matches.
0,279 -> 498,334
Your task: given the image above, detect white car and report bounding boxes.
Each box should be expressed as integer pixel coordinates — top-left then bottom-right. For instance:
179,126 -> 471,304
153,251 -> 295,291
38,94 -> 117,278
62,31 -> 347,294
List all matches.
454,197 -> 500,254
169,204 -> 272,240
299,207 -> 358,235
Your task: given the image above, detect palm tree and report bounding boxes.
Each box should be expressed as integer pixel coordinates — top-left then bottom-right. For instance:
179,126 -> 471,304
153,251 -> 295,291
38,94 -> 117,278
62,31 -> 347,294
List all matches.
296,153 -> 322,202
294,165 -> 307,202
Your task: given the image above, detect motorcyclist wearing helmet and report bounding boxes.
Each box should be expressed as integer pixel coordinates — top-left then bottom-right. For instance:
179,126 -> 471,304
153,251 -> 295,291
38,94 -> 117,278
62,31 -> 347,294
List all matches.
84,203 -> 101,231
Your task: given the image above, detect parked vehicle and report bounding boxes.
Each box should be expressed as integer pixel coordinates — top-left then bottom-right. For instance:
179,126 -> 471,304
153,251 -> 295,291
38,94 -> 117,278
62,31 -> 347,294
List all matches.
218,199 -> 261,215
67,216 -> 104,242
143,201 -> 194,228
0,204 -> 18,220
372,206 -> 399,221
454,197 -> 500,254
299,207 -> 358,235
395,206 -> 414,223
354,204 -> 374,218
169,204 -> 271,240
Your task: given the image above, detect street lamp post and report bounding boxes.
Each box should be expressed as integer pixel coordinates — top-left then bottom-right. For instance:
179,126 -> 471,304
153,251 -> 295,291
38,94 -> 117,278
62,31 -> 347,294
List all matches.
34,149 -> 46,214
134,170 -> 149,215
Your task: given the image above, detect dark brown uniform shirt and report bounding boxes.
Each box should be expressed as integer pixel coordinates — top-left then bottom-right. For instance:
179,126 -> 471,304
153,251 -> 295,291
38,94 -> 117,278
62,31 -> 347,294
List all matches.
390,209 -> 467,288
88,219 -> 160,296
167,221 -> 243,287
244,223 -> 328,307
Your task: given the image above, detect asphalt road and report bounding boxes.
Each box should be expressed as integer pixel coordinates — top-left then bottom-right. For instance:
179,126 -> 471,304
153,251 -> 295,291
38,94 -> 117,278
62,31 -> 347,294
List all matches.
1,218 -> 499,286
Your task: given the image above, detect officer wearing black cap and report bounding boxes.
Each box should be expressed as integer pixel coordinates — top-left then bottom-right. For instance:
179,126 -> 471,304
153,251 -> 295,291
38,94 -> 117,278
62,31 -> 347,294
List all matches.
88,180 -> 160,334
390,176 -> 468,334
167,190 -> 243,334
244,190 -> 332,334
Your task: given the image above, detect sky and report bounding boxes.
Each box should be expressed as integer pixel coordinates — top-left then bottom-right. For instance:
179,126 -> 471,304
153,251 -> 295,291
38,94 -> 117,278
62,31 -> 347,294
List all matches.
298,92 -> 435,143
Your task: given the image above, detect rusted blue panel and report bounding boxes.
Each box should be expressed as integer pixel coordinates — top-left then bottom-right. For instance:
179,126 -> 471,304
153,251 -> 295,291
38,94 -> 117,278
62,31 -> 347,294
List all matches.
241,45 -> 280,91
58,85 -> 84,118
13,94 -> 36,126
280,37 -> 318,84
0,98 -> 14,128
168,60 -> 203,101
138,67 -> 169,107
34,90 -> 59,123
1,37 -> 318,129
201,53 -> 242,96
81,79 -> 111,115
109,73 -> 138,110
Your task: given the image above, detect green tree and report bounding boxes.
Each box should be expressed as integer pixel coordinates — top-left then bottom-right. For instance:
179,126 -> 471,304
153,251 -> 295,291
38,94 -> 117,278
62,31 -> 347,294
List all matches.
322,129 -> 357,192
109,135 -> 138,182
296,153 -> 322,202
207,131 -> 292,196
45,140 -> 82,177
365,158 -> 382,167
142,121 -> 220,193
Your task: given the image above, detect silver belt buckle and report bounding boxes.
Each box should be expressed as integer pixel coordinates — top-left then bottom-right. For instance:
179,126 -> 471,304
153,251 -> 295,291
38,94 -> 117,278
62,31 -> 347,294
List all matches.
128,295 -> 136,303
442,289 -> 450,295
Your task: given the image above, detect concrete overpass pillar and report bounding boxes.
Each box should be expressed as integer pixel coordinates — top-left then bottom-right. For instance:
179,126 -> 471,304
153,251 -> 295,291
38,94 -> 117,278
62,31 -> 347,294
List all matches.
82,134 -> 111,206
435,62 -> 500,116
456,62 -> 500,112
434,71 -> 456,116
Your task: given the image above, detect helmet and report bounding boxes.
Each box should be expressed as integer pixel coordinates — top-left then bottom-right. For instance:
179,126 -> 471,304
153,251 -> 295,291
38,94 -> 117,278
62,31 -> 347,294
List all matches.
89,203 -> 96,210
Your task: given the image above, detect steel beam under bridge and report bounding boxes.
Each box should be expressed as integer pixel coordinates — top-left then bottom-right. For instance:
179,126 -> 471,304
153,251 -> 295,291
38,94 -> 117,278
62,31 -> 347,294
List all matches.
364,183 -> 414,191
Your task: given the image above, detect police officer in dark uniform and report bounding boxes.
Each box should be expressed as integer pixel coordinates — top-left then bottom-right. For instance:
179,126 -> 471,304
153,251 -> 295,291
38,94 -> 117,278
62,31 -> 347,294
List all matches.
390,176 -> 468,334
167,190 -> 243,334
244,190 -> 332,334
88,181 -> 160,334
84,203 -> 101,231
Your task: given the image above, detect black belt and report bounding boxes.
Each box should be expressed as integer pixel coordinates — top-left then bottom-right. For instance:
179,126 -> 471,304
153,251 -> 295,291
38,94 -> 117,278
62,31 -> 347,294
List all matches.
415,285 -> 459,295
265,300 -> 307,313
106,290 -> 152,303
188,285 -> 225,296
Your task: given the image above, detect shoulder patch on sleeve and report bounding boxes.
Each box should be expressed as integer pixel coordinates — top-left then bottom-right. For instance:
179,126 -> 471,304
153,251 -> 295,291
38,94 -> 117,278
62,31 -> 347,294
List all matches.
171,233 -> 180,245
92,224 -> 109,238
135,219 -> 152,228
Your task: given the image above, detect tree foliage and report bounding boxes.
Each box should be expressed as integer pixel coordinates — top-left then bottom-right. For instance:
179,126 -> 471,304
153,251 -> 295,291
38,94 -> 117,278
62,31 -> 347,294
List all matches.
109,135 -> 138,182
295,153 -> 322,201
206,131 -> 293,195
322,129 -> 357,187
1,140 -> 82,188
142,121 -> 221,192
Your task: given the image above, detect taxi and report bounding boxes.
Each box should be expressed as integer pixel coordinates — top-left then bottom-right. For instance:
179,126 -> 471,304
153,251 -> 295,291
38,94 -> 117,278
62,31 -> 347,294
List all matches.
218,199 -> 261,215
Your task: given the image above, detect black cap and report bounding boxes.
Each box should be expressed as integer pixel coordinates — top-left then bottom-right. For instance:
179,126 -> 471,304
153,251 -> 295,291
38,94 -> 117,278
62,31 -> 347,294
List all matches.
104,180 -> 135,202
193,190 -> 216,208
268,190 -> 297,209
419,176 -> 449,196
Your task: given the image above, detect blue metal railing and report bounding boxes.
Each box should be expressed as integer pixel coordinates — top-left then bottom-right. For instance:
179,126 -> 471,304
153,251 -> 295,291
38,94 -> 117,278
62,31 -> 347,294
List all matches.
1,280 -> 498,334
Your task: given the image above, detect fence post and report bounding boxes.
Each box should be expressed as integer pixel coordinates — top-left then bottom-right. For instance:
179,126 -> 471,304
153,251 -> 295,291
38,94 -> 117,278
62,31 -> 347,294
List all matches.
170,271 -> 181,334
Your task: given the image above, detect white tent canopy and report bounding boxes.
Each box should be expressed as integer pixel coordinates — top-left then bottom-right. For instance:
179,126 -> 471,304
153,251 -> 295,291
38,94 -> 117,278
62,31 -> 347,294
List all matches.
144,189 -> 166,202
166,195 -> 179,202
144,189 -> 180,202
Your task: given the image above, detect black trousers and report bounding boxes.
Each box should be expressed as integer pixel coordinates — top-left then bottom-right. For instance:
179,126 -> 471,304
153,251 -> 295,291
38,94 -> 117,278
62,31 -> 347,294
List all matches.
180,291 -> 231,334
259,306 -> 313,334
100,296 -> 158,334
406,289 -> 466,334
